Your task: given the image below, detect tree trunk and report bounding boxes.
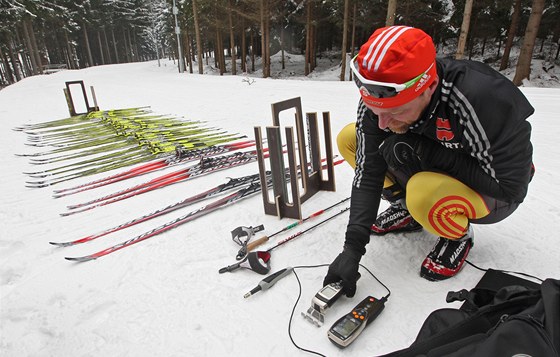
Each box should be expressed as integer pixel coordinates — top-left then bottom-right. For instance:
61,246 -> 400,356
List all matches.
112,28 -> 120,64
512,0 -> 545,85
184,28 -> 193,73
192,0 -> 204,74
500,0 -> 522,70
123,28 -> 131,62
27,19 -> 43,73
215,10 -> 225,76
265,0 -> 270,77
241,18 -> 247,72
227,0 -> 237,75
1,50 -> 15,84
133,31 -> 140,61
103,28 -> 112,64
97,31 -> 105,65
467,15 -> 478,60
339,0 -> 350,81
481,37 -> 487,56
64,31 -> 75,69
456,0 -> 474,60
280,25 -> 285,70
82,22 -> 94,66
260,0 -> 267,77
304,0 -> 311,75
7,34 -> 22,81
250,27 -> 255,72
310,21 -> 316,71
128,29 -> 135,61
386,0 -> 398,26
496,36 -> 502,60
22,20 -> 39,74
349,2 -> 357,81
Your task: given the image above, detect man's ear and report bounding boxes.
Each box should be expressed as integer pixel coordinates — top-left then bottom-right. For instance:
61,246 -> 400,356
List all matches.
428,75 -> 439,95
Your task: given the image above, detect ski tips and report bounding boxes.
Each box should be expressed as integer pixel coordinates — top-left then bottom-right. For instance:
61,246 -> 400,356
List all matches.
49,241 -> 73,247
64,256 -> 95,262
25,182 -> 51,189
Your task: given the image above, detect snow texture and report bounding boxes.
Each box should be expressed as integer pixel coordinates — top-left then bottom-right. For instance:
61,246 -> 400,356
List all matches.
0,57 -> 559,357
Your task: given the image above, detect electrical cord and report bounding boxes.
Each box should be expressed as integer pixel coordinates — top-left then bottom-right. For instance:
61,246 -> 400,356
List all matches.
283,260 -> 542,356
283,260 -> 541,356
287,263 -> 391,357
465,259 -> 544,282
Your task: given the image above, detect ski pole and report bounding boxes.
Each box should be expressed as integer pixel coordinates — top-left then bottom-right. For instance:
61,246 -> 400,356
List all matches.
266,207 -> 350,252
238,197 -> 350,259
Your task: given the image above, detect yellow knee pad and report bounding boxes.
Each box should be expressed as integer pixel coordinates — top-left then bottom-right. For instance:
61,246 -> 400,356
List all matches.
336,122 -> 400,189
406,172 -> 490,239
337,123 -> 357,169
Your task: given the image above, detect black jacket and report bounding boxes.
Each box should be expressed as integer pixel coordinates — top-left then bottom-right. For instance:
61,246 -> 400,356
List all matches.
345,58 -> 534,255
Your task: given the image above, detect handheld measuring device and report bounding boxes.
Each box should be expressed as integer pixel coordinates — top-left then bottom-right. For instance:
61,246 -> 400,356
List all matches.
327,295 -> 386,348
302,281 -> 344,326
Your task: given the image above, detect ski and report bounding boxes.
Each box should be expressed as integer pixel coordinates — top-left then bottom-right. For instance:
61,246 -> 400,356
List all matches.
63,149 -> 262,212
51,140 -> 255,197
25,135 -> 246,188
64,183 -> 263,262
61,159 -> 343,261
50,174 -> 261,246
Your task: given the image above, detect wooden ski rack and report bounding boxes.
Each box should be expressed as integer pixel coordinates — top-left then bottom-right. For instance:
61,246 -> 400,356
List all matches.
255,97 -> 336,219
63,80 -> 100,116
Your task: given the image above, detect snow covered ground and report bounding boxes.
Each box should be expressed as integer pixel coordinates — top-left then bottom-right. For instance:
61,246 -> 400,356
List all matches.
1,57 -> 559,357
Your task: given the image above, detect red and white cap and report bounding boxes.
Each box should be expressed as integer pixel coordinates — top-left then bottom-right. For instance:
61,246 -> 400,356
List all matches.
356,26 -> 437,108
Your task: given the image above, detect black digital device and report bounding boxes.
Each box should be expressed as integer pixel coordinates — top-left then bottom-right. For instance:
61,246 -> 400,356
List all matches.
327,295 -> 386,348
312,281 -> 344,312
302,281 -> 344,326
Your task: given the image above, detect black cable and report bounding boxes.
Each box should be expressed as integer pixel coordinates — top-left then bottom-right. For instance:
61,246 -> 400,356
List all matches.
288,268 -> 328,357
359,263 -> 391,299
465,259 -> 544,282
286,263 -> 390,356
284,260 -> 541,356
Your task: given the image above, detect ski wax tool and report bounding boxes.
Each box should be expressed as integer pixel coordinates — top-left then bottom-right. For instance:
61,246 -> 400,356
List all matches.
302,281 -> 344,327
327,296 -> 386,348
218,251 -> 271,275
244,267 -> 293,298
231,224 -> 265,260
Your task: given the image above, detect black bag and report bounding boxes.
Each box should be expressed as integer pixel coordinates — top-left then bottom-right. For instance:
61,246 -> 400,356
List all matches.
379,272 -> 560,357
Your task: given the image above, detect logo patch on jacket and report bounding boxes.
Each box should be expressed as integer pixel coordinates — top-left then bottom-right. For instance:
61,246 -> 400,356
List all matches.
436,117 -> 454,141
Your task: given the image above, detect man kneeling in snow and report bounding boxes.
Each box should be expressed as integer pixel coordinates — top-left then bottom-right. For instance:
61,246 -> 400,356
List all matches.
324,26 -> 534,296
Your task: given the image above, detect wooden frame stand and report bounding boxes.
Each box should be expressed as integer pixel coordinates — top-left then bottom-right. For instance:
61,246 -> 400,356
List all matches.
63,80 -> 100,116
255,97 -> 336,219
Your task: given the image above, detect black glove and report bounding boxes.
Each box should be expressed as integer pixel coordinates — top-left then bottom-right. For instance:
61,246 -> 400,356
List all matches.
378,133 -> 432,175
323,248 -> 362,297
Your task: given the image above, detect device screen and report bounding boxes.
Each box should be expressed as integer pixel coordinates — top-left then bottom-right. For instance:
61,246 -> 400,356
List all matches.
332,316 -> 360,338
321,285 -> 339,299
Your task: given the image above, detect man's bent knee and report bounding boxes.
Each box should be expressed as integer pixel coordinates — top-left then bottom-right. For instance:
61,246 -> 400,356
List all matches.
406,172 -> 490,239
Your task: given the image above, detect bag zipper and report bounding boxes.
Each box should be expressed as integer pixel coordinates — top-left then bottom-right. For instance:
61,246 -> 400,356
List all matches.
491,314 -> 558,356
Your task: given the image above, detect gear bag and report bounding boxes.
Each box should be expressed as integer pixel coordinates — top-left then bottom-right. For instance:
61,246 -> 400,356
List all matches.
379,271 -> 560,357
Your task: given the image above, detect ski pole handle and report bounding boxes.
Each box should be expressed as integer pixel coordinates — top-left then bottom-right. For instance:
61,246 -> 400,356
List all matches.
246,235 -> 269,251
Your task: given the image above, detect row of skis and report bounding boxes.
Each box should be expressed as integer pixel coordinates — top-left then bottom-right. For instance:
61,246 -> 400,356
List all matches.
15,107 -> 349,263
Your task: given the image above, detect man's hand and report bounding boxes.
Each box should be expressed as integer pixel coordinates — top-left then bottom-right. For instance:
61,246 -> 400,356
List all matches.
323,248 -> 362,297
379,133 -> 429,173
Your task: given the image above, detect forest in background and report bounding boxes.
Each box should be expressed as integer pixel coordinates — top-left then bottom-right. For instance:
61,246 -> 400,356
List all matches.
1,0 -> 559,88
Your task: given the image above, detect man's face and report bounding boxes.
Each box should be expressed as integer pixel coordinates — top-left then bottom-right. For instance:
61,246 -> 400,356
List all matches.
366,91 -> 430,134
363,78 -> 438,134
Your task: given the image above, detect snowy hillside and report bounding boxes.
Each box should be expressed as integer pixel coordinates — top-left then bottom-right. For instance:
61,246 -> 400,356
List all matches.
0,59 -> 559,357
